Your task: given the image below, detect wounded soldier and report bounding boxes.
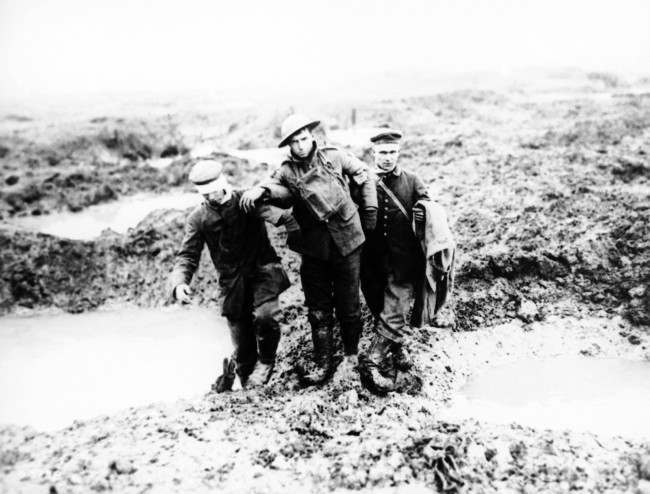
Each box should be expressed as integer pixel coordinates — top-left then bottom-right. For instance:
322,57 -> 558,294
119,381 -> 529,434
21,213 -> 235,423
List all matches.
170,159 -> 293,391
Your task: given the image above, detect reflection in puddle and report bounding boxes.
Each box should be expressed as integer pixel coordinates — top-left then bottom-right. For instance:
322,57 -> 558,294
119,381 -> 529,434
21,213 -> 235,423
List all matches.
443,356 -> 650,438
10,192 -> 201,240
0,306 -> 232,431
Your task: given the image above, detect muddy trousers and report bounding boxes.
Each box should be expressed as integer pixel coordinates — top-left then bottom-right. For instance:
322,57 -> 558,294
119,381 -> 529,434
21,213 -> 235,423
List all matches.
226,298 -> 281,383
376,273 -> 414,344
300,247 -> 363,355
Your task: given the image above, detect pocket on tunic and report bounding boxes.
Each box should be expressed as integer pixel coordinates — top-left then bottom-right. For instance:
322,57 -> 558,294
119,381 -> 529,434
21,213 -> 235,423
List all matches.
337,199 -> 358,221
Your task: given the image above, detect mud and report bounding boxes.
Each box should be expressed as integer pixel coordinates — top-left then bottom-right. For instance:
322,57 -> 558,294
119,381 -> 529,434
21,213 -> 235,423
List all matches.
1,71 -> 650,493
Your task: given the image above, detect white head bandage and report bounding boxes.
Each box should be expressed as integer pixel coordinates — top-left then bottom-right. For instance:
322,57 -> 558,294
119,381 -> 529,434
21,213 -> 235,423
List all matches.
195,174 -> 231,197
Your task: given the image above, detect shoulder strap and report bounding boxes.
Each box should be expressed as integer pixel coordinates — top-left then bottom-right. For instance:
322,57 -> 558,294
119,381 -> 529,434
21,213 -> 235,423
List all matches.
377,179 -> 410,220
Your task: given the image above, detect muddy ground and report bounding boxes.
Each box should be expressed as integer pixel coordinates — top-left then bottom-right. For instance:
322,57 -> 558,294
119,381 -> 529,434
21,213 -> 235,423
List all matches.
1,71 -> 649,493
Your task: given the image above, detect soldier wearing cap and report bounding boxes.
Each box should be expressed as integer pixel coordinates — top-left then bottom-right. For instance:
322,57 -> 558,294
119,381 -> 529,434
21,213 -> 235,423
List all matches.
240,114 -> 378,385
170,159 -> 293,391
359,129 -> 430,394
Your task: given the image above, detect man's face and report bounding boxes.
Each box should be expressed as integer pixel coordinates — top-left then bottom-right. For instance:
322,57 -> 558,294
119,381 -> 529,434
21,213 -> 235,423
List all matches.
289,128 -> 314,158
373,142 -> 400,172
202,188 -> 227,206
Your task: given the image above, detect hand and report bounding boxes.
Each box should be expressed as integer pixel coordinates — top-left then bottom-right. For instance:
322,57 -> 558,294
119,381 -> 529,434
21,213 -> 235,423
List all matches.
239,186 -> 265,212
413,208 -> 425,224
174,284 -> 192,304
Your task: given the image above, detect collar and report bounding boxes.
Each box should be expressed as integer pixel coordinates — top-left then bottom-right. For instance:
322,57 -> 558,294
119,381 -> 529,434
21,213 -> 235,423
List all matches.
378,165 -> 402,177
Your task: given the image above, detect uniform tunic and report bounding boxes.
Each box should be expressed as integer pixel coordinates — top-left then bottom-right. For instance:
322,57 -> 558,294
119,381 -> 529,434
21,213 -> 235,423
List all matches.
170,189 -> 289,320
361,166 -> 430,340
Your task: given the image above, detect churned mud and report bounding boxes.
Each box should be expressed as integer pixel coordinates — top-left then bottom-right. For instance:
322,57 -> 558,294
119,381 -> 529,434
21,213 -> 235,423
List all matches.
1,71 -> 649,493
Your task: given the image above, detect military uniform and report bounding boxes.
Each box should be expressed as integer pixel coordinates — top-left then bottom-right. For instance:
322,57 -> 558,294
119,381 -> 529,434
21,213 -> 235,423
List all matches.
262,143 -> 377,357
170,189 -> 290,384
361,167 -> 430,342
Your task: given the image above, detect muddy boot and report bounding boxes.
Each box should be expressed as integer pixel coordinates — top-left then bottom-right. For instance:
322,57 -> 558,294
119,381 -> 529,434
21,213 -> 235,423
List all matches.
236,359 -> 256,390
247,317 -> 280,388
246,361 -> 274,388
211,357 -> 236,393
359,333 -> 395,395
392,342 -> 414,371
340,319 -> 362,357
299,316 -> 334,386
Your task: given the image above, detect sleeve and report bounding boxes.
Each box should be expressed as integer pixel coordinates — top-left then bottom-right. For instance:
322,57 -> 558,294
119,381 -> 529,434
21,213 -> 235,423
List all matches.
338,151 -> 378,211
260,166 -> 294,204
169,212 -> 205,294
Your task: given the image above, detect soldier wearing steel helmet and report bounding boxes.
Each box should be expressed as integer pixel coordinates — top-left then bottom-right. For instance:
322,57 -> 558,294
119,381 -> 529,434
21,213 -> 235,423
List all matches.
240,114 -> 378,385
170,159 -> 293,391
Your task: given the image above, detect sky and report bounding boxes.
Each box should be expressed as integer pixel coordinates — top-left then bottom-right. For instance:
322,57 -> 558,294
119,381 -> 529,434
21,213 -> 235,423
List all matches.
0,0 -> 649,101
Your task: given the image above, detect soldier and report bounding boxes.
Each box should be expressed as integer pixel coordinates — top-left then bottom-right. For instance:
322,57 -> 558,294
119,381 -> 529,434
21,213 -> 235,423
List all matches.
170,159 -> 291,391
359,129 -> 430,394
240,114 -> 378,385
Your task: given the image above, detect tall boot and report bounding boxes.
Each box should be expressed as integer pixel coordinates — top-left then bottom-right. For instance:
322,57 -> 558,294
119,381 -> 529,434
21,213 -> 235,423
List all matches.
247,319 -> 281,388
360,333 -> 395,395
340,319 -> 362,357
299,312 -> 334,386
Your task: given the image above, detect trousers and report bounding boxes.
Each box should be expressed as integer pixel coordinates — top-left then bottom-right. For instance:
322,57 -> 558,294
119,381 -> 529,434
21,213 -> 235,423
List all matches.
376,273 -> 414,344
300,242 -> 362,355
227,297 -> 280,380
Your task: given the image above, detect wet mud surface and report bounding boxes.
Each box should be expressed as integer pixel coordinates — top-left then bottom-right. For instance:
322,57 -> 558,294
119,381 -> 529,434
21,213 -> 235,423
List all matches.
1,72 -> 650,492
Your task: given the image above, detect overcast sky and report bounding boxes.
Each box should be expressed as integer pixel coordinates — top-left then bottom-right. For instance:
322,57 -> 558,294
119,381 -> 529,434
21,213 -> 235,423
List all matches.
1,0 -> 649,101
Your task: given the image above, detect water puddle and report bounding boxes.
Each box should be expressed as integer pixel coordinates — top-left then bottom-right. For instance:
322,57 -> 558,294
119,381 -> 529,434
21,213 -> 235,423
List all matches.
0,306 -> 232,431
9,191 -> 201,240
442,356 -> 650,438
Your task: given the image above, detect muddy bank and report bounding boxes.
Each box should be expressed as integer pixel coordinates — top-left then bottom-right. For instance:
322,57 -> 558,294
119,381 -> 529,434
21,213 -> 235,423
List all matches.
0,117 -> 256,220
1,316 -> 649,493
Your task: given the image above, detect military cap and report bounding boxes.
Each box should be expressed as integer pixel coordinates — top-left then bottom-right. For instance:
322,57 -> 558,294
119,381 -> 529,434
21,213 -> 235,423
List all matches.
369,129 -> 403,144
189,159 -> 226,194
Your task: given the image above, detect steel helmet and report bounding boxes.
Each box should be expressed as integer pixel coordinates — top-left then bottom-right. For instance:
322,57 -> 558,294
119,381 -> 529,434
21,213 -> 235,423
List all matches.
278,114 -> 320,148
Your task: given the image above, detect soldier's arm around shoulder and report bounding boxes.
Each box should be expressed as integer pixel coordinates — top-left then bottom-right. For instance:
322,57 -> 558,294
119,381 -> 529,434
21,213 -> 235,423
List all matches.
241,165 -> 293,211
260,164 -> 294,203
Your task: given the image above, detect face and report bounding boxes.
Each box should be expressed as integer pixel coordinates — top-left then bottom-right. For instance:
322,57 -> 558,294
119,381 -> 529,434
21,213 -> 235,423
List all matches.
289,128 -> 314,158
373,142 -> 400,172
202,189 -> 227,206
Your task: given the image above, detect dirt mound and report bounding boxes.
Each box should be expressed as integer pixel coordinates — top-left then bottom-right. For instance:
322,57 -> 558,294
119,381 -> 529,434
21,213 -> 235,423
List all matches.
0,122 -> 193,219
